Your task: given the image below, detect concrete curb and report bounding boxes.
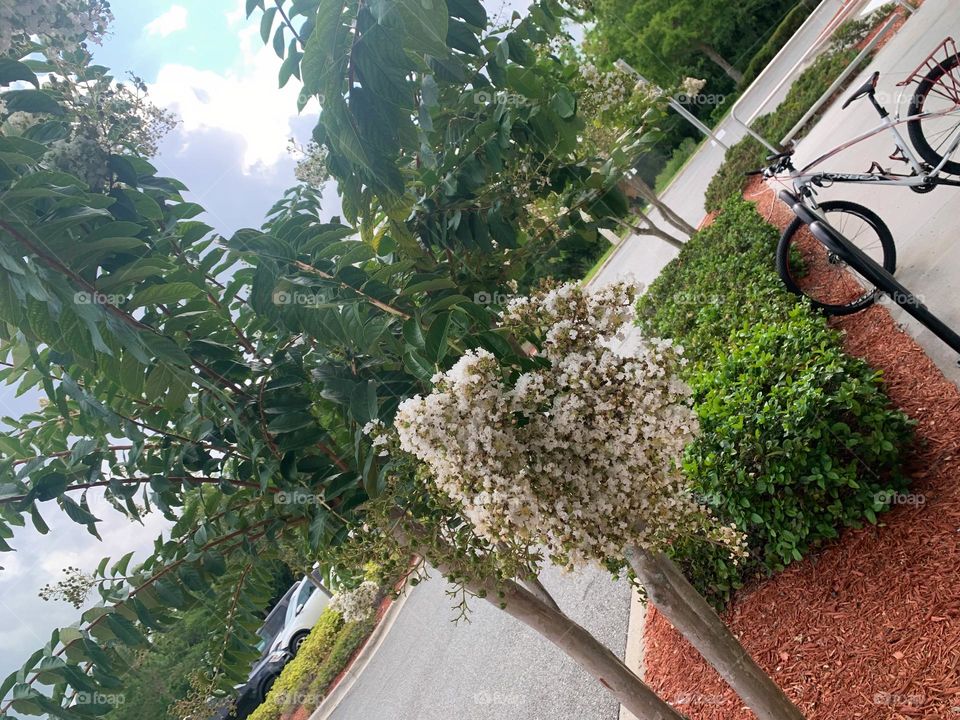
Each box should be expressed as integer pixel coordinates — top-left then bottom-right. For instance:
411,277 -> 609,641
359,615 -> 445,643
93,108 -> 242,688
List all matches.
307,584 -> 416,720
617,586 -> 647,720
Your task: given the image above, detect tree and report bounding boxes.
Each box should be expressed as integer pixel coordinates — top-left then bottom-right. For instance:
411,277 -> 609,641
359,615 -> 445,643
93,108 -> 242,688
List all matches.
0,2 -> 804,719
585,0 -> 802,90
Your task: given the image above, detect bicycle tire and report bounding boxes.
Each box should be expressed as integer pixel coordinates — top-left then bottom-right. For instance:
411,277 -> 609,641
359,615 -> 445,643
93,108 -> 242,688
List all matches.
907,53 -> 960,176
776,200 -> 896,316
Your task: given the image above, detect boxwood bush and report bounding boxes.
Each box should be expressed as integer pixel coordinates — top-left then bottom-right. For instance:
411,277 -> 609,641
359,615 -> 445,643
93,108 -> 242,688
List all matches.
637,198 -> 913,605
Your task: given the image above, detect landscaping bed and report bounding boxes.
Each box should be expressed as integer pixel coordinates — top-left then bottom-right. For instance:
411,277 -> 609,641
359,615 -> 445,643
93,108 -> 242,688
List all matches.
642,184 -> 960,719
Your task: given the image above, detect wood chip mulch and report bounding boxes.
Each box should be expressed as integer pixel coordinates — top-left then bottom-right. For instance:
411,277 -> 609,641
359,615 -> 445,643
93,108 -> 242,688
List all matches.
643,181 -> 960,719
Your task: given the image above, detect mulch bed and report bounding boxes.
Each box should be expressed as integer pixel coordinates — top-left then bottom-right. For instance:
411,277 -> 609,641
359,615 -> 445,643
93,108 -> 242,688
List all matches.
643,179 -> 960,719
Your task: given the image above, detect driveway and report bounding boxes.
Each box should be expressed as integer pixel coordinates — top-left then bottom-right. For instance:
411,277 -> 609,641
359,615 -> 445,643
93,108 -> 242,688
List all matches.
327,565 -> 632,720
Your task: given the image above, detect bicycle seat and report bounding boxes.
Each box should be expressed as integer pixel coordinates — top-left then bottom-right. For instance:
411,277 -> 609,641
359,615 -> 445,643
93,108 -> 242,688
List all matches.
842,71 -> 880,109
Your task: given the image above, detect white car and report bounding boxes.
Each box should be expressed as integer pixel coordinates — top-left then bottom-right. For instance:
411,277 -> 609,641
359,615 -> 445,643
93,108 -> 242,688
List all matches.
270,575 -> 332,655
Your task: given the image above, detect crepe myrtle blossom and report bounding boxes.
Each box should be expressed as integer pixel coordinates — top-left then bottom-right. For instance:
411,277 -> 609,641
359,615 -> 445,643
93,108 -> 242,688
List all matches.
0,0 -> 113,54
330,580 -> 381,622
392,282 -> 744,570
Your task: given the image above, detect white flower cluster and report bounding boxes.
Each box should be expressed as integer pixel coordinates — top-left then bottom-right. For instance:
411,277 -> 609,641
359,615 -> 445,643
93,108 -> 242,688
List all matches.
679,77 -> 707,98
43,128 -> 110,189
579,63 -> 631,115
396,282 -> 744,569
0,0 -> 113,54
289,138 -> 331,188
329,580 -> 380,622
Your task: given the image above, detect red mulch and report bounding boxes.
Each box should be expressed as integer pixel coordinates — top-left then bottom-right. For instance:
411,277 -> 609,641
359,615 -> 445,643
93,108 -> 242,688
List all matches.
643,181 -> 960,719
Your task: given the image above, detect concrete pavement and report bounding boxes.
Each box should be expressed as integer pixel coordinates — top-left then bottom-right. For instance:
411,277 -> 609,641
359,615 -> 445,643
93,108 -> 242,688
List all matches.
327,565 -> 631,720
786,0 -> 960,386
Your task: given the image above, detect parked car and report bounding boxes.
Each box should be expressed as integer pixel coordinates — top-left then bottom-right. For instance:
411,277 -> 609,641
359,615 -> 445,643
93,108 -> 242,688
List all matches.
204,649 -> 292,720
269,574 -> 332,655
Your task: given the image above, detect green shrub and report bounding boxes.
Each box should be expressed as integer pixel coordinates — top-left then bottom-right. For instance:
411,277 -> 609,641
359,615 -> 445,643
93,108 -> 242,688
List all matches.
249,608 -> 343,720
655,137 -> 700,193
704,47 -> 859,212
740,0 -> 818,89
304,618 -> 376,700
637,197 -> 913,605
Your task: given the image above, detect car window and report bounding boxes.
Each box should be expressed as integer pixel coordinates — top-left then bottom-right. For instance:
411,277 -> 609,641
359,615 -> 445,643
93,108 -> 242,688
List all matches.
297,580 -> 317,606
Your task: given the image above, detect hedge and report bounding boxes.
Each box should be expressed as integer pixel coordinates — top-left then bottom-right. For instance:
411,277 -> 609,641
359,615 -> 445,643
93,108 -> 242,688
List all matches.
248,607 -> 374,720
637,198 -> 914,605
705,47 -> 859,212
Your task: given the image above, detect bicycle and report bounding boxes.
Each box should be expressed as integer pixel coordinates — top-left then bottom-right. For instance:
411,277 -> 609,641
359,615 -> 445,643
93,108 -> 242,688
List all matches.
777,187 -> 960,357
751,38 -> 960,316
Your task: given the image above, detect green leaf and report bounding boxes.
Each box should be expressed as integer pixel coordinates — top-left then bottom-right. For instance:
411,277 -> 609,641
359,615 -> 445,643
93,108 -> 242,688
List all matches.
260,6 -> 278,43
550,87 -> 576,119
104,613 -> 148,647
0,59 -> 39,87
127,282 -> 203,309
267,412 -> 316,433
368,0 -> 450,57
1,89 -> 63,115
246,0 -> 264,16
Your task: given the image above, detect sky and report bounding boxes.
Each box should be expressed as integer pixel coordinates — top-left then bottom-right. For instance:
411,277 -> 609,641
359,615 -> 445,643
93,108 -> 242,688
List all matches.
0,0 -> 533,695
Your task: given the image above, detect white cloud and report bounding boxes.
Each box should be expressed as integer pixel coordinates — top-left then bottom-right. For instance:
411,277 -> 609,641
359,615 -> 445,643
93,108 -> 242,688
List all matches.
144,5 -> 189,38
149,25 -> 316,173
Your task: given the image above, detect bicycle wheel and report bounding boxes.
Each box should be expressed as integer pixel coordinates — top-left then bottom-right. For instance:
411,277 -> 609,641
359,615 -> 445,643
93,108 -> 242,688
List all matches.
907,53 -> 960,176
776,200 -> 896,316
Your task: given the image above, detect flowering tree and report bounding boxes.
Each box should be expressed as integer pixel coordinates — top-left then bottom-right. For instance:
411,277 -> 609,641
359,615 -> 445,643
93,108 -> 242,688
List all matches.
0,2 -> 805,719
387,282 -> 804,720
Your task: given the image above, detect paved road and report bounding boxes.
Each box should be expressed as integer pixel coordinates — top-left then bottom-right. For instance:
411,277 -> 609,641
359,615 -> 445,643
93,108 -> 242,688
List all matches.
593,0 -> 853,290
328,565 -> 632,720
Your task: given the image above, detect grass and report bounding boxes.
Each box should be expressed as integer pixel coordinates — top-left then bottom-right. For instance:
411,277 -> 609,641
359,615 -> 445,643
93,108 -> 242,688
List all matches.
581,239 -> 618,284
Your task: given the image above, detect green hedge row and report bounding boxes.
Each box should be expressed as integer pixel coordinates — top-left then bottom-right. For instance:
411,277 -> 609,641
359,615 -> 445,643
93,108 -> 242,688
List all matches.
705,47 -> 859,212
249,608 -> 374,720
739,0 -> 818,90
637,198 -> 914,605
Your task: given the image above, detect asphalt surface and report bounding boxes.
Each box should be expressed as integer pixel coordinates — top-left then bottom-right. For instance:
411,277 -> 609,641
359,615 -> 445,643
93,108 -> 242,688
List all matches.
327,565 -> 632,720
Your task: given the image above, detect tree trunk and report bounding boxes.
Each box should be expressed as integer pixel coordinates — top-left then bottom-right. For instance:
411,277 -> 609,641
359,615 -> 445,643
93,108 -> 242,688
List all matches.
626,546 -> 805,720
479,575 -> 685,720
522,575 -> 562,613
618,214 -> 686,251
626,175 -> 697,238
695,41 -> 744,84
390,514 -> 686,720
